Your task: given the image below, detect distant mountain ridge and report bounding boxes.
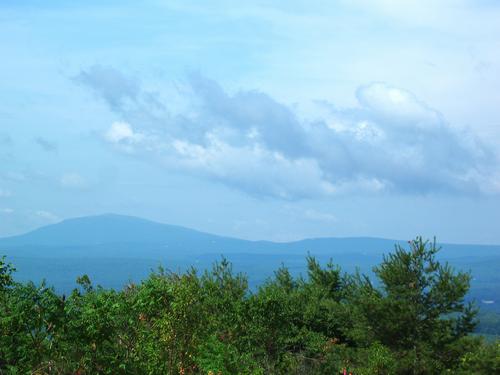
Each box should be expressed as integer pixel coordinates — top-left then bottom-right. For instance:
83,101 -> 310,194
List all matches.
0,214 -> 402,257
1,213 -> 498,257
0,214 -> 220,246
1,214 -> 499,312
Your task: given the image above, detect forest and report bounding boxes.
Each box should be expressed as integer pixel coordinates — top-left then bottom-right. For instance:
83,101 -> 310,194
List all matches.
1,238 -> 499,374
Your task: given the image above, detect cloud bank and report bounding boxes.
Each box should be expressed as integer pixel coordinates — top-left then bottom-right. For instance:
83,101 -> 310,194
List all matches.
78,66 -> 498,199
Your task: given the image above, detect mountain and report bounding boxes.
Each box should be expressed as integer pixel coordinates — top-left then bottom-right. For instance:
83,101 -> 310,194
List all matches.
0,214 -> 227,247
1,214 -> 499,311
0,214 -> 404,258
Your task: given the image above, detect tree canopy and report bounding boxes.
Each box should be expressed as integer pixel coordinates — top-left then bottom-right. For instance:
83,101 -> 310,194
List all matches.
1,239 -> 498,374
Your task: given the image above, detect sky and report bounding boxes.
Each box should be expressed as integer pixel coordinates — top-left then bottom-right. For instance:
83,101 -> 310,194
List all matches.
1,0 -> 500,244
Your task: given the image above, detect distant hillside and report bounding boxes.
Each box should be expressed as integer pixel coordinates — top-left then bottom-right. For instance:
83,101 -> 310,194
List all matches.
0,214 -> 223,247
0,214 -> 404,258
1,214 -> 499,312
3,213 -> 498,256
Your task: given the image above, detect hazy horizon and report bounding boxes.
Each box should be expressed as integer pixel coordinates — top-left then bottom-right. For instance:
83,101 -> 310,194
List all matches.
2,212 -> 500,247
1,0 -> 500,244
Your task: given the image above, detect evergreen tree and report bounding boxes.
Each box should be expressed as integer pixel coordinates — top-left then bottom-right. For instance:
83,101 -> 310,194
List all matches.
365,237 -> 477,374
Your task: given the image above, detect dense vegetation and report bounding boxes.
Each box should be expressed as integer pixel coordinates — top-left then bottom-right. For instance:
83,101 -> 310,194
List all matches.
1,238 -> 499,374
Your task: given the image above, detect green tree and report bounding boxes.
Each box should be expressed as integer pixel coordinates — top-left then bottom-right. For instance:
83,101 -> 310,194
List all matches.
1,239 -> 497,374
362,237 -> 477,374
0,256 -> 15,292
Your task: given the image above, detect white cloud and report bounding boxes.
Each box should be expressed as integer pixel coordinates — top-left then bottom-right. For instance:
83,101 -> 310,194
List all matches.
0,208 -> 14,214
169,135 -> 336,199
60,173 -> 88,189
87,68 -> 498,199
356,82 -> 441,129
105,121 -> 139,143
103,121 -> 156,154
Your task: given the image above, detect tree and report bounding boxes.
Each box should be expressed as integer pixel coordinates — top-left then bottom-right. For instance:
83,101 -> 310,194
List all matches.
1,240 -> 496,374
362,237 -> 477,374
0,256 -> 15,292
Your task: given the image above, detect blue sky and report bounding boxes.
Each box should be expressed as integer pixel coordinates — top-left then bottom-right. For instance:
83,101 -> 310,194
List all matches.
1,0 -> 500,243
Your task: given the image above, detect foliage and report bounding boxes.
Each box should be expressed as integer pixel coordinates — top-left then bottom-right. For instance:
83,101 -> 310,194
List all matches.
0,239 -> 498,374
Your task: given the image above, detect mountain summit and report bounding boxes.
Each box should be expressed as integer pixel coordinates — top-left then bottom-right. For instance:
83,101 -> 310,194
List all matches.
0,214 -> 220,247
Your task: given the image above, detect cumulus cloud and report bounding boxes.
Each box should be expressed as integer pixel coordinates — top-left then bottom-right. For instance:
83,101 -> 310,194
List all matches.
34,136 -> 58,152
77,66 -> 498,199
355,82 -> 442,128
105,122 -> 136,143
104,121 -> 149,152
186,73 -> 309,158
60,173 -> 88,189
169,137 -> 336,199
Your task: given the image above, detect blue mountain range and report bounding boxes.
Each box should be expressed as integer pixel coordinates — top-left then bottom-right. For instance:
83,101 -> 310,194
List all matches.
1,214 -> 499,312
